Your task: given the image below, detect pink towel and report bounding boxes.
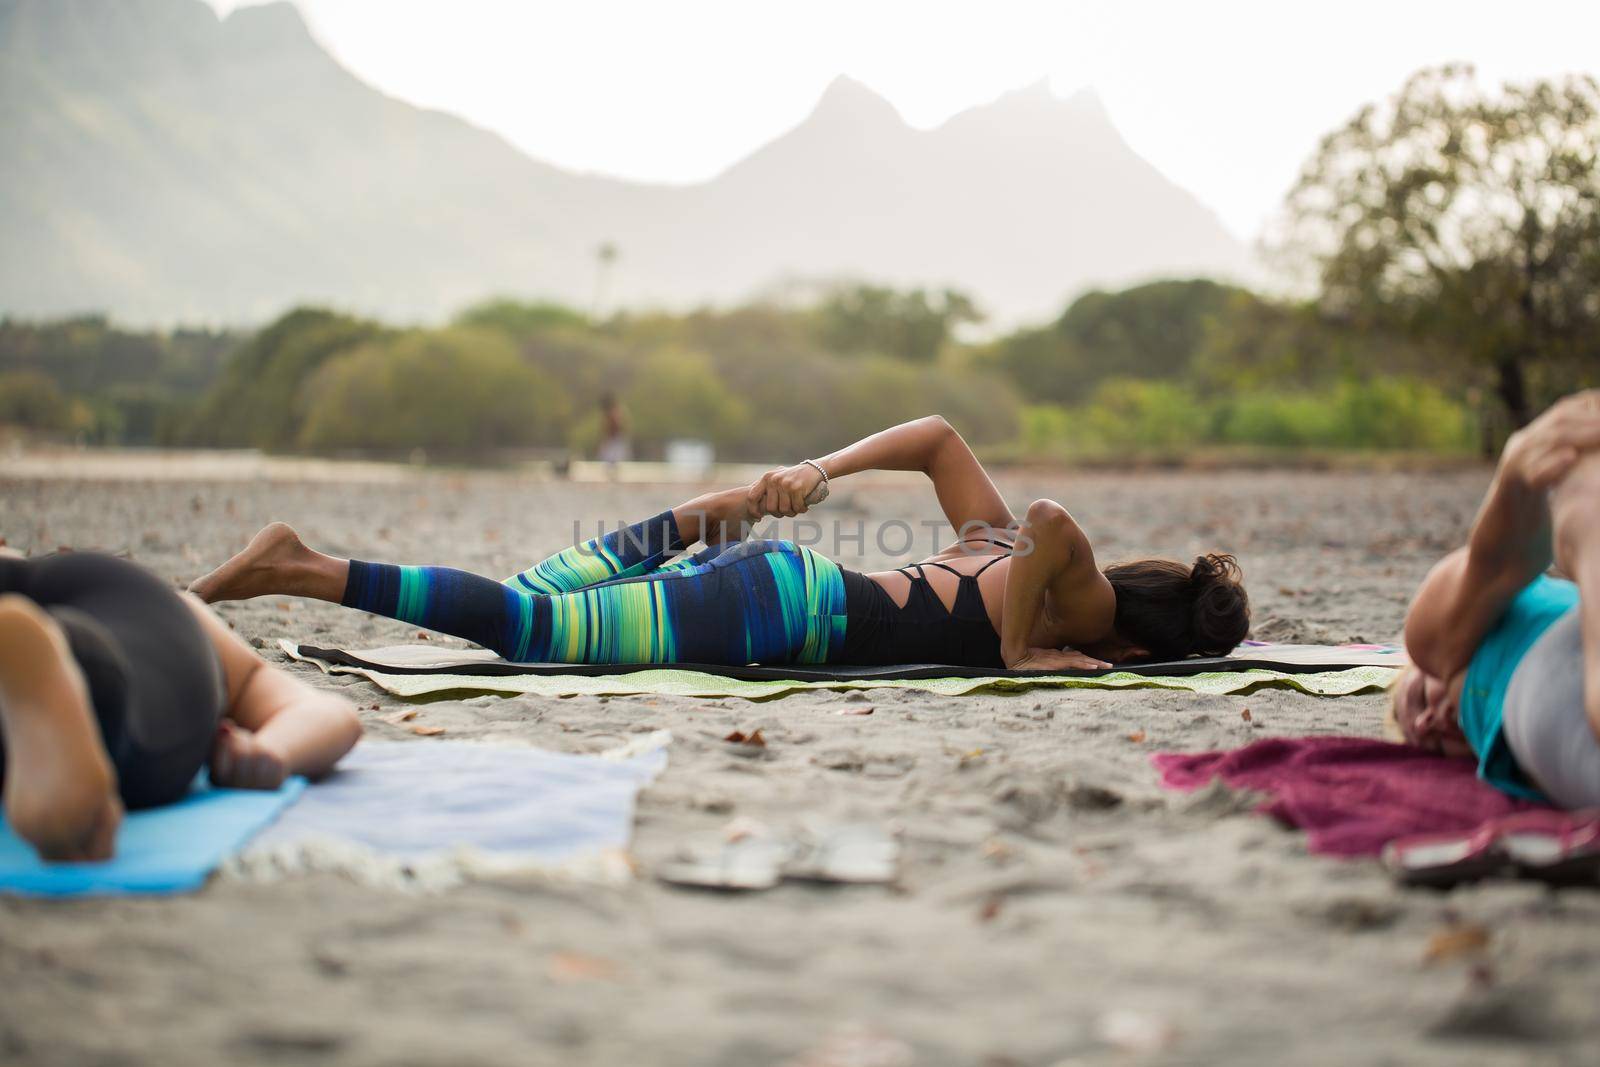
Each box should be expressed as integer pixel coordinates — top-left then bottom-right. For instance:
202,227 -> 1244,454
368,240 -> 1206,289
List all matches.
1152,736 -> 1547,857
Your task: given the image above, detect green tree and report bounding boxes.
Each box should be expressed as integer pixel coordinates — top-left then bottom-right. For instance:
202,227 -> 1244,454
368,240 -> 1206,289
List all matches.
186,308 -> 384,449
1276,65 -> 1600,427
0,370 -> 81,434
625,349 -> 748,454
454,298 -> 590,341
986,279 -> 1249,403
297,328 -> 569,455
0,316 -> 239,443
813,284 -> 982,363
1188,293 -> 1441,394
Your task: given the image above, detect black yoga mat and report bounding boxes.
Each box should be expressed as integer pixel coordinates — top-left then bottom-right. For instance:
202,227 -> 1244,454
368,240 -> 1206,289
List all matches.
293,645 -> 1389,683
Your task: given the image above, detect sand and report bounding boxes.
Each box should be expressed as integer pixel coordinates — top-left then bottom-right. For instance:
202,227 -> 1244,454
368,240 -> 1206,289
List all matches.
2,456 -> 1598,1067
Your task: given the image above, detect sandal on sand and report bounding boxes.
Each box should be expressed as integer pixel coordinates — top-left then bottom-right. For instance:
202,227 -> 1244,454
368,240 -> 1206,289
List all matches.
1383,811 -> 1600,888
1495,811 -> 1600,885
655,822 -> 897,891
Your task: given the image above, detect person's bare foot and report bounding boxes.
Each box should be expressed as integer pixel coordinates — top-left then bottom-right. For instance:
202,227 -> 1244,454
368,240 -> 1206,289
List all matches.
677,486 -> 761,546
189,522 -> 320,603
0,595 -> 122,862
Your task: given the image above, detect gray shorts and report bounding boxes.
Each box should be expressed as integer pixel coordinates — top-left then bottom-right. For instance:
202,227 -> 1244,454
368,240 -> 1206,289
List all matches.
1501,608 -> 1600,809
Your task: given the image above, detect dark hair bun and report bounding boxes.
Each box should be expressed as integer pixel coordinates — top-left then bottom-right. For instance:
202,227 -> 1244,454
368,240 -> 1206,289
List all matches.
1188,553 -> 1249,656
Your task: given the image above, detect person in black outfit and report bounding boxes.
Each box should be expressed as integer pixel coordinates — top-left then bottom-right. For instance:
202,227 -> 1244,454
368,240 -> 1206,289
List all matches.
193,417 -> 1249,674
0,549 -> 360,862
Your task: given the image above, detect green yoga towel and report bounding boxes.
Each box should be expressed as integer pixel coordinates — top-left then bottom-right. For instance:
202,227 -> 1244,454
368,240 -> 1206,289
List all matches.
281,642 -> 1399,701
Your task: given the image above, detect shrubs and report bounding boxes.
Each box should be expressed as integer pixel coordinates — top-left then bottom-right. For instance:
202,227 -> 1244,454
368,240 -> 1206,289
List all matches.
185,309 -> 384,449
1021,376 -> 1476,459
296,328 -> 570,454
0,370 -> 89,436
4,281 -> 1494,462
1216,379 -> 1474,452
625,349 -> 749,453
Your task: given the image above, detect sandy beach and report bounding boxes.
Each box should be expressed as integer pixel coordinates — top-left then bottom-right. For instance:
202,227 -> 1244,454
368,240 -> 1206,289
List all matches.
2,456 -> 1597,1067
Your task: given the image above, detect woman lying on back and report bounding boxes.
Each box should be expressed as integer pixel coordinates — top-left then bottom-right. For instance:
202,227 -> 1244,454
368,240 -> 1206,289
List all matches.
193,416 -> 1250,674
1391,391 -> 1600,808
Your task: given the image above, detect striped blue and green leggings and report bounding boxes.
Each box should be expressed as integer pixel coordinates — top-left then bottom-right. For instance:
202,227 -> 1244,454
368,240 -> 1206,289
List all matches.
340,511 -> 847,665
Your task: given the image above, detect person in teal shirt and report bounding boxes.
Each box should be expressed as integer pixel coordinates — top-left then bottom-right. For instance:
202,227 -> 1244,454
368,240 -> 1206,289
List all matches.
1390,391 -> 1600,809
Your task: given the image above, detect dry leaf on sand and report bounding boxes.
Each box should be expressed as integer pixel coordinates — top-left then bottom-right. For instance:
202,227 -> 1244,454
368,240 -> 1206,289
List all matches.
1424,923 -> 1490,965
1126,730 -> 1147,743
722,816 -> 770,843
547,951 -> 620,982
408,724 -> 446,737
381,709 -> 418,725
1095,1008 -> 1176,1052
723,729 -> 767,747
780,1027 -> 913,1067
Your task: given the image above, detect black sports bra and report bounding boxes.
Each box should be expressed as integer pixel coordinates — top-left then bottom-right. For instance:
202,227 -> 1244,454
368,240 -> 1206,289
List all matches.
838,540 -> 1011,668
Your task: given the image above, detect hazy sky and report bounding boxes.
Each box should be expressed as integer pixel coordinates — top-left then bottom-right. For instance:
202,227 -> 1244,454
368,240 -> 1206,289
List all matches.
207,0 -> 1599,241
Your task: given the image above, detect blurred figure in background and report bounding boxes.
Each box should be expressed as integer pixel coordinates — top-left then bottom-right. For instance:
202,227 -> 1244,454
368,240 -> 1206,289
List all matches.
597,393 -> 631,475
0,549 -> 361,862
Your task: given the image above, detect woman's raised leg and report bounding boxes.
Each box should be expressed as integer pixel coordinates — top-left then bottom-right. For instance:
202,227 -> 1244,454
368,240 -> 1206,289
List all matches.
502,485 -> 760,594
189,520 -> 711,661
185,484 -> 782,661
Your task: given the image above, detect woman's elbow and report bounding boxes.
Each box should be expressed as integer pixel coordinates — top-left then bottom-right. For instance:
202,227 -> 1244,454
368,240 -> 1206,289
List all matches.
1402,552 -> 1506,679
303,691 -> 363,768
1402,588 -> 1471,678
1025,498 -> 1071,533
1022,500 -> 1081,560
1401,608 -> 1453,679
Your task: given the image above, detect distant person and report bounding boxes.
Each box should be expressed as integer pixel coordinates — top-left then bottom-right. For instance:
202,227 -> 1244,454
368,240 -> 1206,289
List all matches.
192,416 -> 1249,674
0,550 -> 361,861
1390,390 -> 1600,808
597,393 -> 631,473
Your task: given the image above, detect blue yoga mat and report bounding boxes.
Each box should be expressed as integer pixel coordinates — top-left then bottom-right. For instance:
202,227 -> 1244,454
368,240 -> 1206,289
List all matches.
0,777 -> 306,898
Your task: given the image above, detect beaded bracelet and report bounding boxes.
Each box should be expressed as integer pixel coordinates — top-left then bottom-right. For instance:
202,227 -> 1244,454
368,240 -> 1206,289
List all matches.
801,459 -> 831,505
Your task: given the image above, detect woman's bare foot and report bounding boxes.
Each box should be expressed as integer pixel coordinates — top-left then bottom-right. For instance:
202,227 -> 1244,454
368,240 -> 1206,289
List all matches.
0,595 -> 122,862
189,522 -> 346,604
676,486 -> 761,546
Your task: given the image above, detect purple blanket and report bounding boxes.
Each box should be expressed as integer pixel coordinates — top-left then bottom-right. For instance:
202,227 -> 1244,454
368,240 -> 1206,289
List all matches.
1152,736 -> 1547,857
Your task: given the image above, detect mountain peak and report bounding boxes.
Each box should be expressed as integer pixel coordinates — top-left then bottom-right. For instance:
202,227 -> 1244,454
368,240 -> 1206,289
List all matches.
3,0 -> 1253,326
221,0 -> 313,45
809,75 -> 903,126
931,79 -> 1115,142
1058,85 -> 1110,119
1004,77 -> 1055,101
973,79 -> 1107,119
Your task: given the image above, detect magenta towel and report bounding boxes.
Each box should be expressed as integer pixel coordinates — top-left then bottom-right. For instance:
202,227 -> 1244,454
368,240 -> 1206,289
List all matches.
1152,736 -> 1546,857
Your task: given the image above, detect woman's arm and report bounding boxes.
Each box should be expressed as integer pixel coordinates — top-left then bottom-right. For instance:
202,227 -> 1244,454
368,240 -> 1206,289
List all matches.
1404,391 -> 1600,679
748,416 -> 1014,536
998,500 -> 1112,671
185,596 -> 361,788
